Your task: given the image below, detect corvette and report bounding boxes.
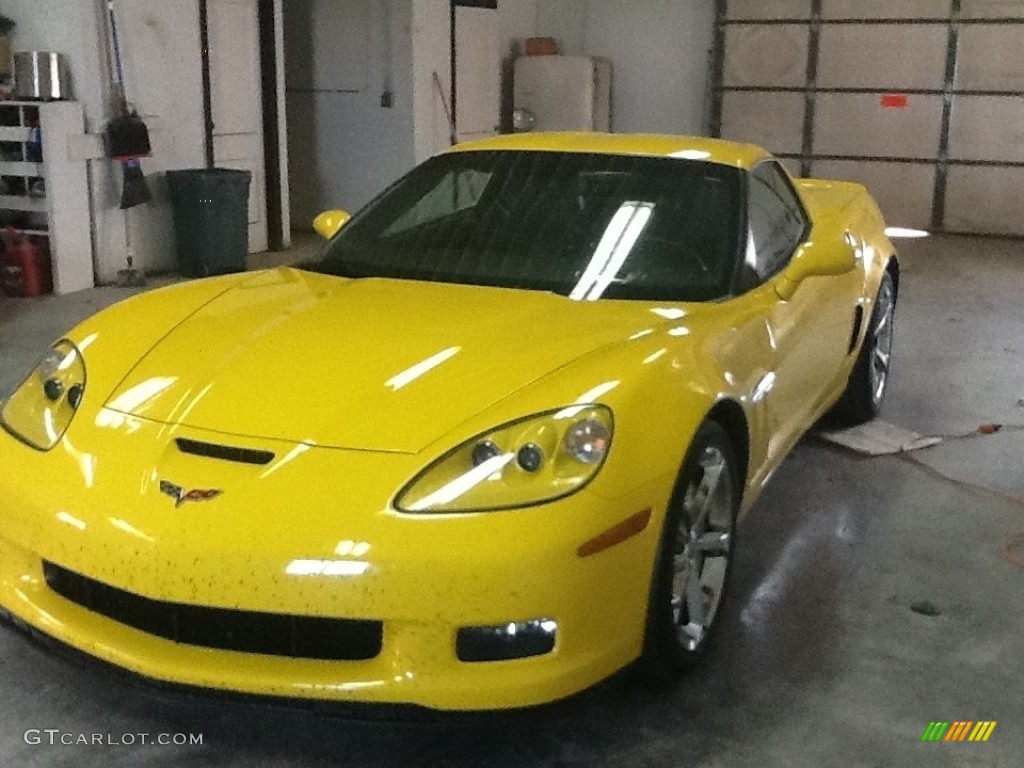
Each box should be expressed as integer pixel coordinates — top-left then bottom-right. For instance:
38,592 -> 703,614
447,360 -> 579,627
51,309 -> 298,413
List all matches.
0,133 -> 897,710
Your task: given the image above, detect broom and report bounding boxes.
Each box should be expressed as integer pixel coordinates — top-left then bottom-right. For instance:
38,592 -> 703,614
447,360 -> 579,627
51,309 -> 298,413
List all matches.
102,0 -> 151,286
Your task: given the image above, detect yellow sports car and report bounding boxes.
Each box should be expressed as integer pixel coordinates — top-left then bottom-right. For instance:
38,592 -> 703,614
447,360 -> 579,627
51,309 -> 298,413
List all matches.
0,133 -> 897,710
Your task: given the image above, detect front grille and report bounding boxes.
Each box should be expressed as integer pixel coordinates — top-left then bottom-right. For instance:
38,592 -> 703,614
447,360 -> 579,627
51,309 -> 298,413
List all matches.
43,562 -> 382,661
175,438 -> 275,466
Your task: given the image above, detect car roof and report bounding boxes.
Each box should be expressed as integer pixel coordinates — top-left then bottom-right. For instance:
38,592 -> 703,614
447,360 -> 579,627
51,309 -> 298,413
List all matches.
448,132 -> 769,170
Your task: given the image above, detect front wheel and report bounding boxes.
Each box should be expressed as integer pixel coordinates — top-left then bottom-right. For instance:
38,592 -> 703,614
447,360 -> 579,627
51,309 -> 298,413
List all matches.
640,421 -> 739,682
831,270 -> 897,425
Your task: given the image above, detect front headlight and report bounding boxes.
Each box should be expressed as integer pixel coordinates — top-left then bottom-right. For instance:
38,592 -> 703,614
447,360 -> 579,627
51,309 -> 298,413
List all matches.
396,405 -> 613,513
1,340 -> 86,451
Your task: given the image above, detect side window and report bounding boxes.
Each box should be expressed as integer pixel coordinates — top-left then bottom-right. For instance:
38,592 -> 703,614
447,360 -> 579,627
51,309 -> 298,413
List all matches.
743,161 -> 809,287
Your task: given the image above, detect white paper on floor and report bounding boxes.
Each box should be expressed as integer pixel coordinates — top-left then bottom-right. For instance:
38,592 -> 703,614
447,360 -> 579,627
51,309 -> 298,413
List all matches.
818,419 -> 943,456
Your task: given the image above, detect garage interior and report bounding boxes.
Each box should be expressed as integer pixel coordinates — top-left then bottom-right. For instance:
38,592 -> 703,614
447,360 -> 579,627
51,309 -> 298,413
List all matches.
1,1 -> 1023,766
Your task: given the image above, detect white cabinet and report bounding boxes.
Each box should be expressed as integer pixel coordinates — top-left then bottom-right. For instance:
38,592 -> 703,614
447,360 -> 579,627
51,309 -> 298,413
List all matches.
0,100 -> 92,294
513,56 -> 612,132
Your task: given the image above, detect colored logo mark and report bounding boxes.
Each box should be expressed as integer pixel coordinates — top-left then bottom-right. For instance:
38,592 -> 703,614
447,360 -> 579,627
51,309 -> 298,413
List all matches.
921,721 -> 997,742
159,480 -> 223,508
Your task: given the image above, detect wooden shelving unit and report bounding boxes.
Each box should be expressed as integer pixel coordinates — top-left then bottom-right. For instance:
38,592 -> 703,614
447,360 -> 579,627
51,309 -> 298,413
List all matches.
0,100 -> 92,294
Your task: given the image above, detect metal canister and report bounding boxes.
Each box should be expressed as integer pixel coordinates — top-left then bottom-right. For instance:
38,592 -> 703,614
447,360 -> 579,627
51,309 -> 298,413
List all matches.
13,51 -> 71,101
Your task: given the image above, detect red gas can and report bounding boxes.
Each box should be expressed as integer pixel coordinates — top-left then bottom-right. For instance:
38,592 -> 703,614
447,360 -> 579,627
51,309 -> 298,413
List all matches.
1,226 -> 52,297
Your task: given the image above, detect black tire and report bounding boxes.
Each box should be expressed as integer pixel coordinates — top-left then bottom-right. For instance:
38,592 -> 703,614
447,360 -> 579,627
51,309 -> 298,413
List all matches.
831,270 -> 897,426
639,420 -> 740,684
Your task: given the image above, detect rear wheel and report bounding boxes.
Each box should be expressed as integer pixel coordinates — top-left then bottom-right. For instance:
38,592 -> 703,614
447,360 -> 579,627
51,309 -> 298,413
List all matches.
640,421 -> 739,682
831,270 -> 896,425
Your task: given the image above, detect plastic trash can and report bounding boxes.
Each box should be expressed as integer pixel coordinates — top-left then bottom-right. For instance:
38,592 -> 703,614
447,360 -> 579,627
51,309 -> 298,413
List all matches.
166,168 -> 251,277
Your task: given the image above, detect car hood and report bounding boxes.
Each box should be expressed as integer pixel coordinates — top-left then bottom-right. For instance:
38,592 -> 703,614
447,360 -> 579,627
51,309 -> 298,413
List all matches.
103,268 -> 655,453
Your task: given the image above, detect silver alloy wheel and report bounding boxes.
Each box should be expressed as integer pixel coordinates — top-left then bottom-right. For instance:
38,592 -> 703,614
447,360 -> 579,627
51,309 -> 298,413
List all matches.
670,445 -> 734,651
869,277 -> 895,406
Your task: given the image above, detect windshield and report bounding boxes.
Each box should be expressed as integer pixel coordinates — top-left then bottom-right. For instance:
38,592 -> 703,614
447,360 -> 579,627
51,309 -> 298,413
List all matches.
314,150 -> 744,302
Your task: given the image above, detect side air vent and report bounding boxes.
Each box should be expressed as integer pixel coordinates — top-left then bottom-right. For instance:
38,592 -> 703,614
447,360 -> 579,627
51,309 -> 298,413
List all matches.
849,305 -> 865,354
175,438 -> 275,466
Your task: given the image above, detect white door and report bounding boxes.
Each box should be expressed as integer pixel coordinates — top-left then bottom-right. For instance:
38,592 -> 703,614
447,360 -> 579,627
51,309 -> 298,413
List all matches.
454,6 -> 500,143
209,0 -> 268,253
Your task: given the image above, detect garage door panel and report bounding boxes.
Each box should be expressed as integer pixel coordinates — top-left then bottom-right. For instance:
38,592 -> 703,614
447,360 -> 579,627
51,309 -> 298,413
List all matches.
723,25 -> 808,87
721,92 -> 804,155
948,96 -> 1024,162
945,166 -> 1024,235
821,0 -> 951,19
961,0 -> 1024,19
726,0 -> 810,20
813,94 -> 943,159
955,25 -> 1024,90
778,158 -> 802,178
811,160 -> 935,230
719,4 -> 1023,236
817,25 -> 948,89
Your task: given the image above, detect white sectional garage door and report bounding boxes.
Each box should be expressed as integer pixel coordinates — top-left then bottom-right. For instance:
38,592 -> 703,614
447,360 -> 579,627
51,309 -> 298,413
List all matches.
712,0 -> 1024,235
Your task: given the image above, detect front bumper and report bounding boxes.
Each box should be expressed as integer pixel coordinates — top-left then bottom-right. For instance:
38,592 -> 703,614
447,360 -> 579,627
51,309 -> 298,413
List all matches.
0,416 -> 667,710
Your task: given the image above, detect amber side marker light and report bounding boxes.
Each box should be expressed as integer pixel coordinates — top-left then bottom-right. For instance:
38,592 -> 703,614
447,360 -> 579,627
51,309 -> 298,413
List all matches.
577,509 -> 652,558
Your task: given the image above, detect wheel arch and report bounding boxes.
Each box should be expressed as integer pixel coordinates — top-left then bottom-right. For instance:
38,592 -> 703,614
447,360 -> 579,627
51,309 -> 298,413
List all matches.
639,403 -> 747,680
705,398 -> 750,501
885,253 -> 900,299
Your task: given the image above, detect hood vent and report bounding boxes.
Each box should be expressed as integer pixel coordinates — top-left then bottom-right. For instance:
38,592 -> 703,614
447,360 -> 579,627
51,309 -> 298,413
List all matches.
175,438 -> 275,466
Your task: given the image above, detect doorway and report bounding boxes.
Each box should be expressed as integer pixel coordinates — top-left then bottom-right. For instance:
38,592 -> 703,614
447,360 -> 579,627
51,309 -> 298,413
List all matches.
205,0 -> 271,254
452,0 -> 501,144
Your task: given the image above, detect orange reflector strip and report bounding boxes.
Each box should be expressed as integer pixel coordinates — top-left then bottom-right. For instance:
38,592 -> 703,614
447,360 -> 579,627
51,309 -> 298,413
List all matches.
577,509 -> 652,558
946,721 -> 971,741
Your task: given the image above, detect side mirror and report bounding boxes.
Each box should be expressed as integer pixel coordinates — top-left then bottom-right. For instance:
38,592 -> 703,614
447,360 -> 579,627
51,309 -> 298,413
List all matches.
313,209 -> 352,240
775,236 -> 857,300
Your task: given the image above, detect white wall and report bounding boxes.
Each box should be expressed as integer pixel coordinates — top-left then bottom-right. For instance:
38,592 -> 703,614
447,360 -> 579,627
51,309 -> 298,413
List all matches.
100,2 -> 207,278
536,0 -> 716,135
273,0 -> 291,244
495,0 -> 538,132
285,0 -> 417,227
288,0 -> 544,221
411,0 -> 540,160
4,0 -> 716,276
290,0 -> 530,211
3,2 -> 107,127
411,0 -> 452,163
499,0 -> 539,56
5,0 -> 208,283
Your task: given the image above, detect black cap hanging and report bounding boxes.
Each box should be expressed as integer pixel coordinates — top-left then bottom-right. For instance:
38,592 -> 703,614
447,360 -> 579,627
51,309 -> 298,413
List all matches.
103,0 -> 152,209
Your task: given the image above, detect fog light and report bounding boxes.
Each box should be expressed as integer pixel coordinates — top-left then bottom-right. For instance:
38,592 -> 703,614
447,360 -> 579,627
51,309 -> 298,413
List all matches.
456,618 -> 557,662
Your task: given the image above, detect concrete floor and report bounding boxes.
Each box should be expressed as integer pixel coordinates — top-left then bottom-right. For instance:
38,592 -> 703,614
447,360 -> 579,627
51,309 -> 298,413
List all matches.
0,234 -> 1022,767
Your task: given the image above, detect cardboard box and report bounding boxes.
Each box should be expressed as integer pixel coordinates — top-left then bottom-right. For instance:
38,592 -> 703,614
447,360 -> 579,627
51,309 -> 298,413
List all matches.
525,37 -> 559,56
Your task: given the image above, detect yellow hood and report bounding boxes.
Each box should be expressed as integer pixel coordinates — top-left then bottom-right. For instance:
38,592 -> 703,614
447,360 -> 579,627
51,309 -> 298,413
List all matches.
103,268 -> 652,453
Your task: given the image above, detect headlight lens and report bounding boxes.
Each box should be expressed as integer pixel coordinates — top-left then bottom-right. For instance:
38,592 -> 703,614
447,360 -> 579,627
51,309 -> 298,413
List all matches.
396,405 -> 613,513
1,340 -> 86,450
564,418 -> 611,464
